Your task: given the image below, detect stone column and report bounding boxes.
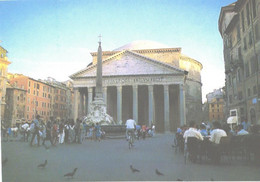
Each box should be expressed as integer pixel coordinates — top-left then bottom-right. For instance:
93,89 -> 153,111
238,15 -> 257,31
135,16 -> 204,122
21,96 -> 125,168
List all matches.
179,84 -> 186,126
73,88 -> 79,122
88,87 -> 93,114
84,92 -> 88,115
103,86 -> 107,106
133,85 -> 138,124
80,90 -> 84,117
164,85 -> 170,132
117,86 -> 122,123
148,85 -> 154,126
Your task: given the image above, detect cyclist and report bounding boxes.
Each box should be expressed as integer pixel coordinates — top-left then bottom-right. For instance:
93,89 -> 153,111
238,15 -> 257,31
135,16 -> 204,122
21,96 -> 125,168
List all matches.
125,119 -> 136,141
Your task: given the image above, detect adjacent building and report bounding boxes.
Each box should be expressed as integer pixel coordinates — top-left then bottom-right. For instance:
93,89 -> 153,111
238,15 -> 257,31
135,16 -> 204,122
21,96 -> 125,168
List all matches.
0,45 -> 11,122
8,74 -> 55,123
219,0 -> 260,124
5,74 -> 74,125
4,83 -> 27,127
70,40 -> 203,132
206,89 -> 225,123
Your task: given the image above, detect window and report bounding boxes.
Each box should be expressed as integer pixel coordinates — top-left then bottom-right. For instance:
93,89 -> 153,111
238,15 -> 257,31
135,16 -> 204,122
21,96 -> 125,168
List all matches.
255,23 -> 260,41
29,81 -> 31,87
211,104 -> 214,108
37,84 -> 40,89
237,69 -> 241,82
28,89 -> 30,94
229,95 -> 233,104
253,85 -> 257,95
250,57 -> 257,74
241,10 -> 245,32
243,37 -> 247,50
248,88 -> 251,97
245,63 -> 250,77
238,91 -> 243,100
246,3 -> 250,26
237,24 -> 241,40
252,0 -> 256,18
240,108 -> 244,115
249,31 -> 253,46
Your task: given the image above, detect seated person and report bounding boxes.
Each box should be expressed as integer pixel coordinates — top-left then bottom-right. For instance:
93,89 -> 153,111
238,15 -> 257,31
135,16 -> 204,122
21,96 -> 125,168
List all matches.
183,121 -> 204,162
208,121 -> 227,163
210,121 -> 227,144
199,124 -> 208,137
237,124 -> 249,136
183,121 -> 204,143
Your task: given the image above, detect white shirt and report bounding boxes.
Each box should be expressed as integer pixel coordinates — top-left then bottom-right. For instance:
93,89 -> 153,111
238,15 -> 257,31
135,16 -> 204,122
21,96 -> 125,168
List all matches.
209,129 -> 227,144
183,128 -> 204,143
22,123 -> 29,130
125,119 -> 136,129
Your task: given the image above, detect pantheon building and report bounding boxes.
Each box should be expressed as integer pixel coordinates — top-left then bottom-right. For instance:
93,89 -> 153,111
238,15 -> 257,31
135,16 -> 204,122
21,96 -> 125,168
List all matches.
70,40 -> 203,132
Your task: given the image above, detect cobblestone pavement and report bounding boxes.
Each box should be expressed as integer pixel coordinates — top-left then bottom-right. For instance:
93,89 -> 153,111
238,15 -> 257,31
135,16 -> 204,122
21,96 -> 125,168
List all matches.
2,133 -> 260,182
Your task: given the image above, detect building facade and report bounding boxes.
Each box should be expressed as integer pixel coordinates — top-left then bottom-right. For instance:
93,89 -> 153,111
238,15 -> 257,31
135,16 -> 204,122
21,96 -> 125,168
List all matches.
4,83 -> 26,127
8,74 -> 55,123
5,74 -> 74,125
206,89 -> 225,123
0,46 -> 11,121
70,40 -> 203,132
219,0 -> 260,124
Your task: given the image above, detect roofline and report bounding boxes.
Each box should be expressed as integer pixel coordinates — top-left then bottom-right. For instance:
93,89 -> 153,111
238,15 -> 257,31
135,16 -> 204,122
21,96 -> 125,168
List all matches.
218,2 -> 236,36
90,47 -> 181,56
180,55 -> 203,70
0,46 -> 8,53
234,0 -> 246,11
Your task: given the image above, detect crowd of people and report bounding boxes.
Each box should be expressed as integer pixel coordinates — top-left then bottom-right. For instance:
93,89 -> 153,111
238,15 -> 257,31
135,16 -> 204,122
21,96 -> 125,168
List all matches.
1,115 -> 107,147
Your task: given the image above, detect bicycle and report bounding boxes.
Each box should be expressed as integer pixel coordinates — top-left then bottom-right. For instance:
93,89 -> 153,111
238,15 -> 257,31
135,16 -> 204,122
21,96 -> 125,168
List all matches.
127,130 -> 135,149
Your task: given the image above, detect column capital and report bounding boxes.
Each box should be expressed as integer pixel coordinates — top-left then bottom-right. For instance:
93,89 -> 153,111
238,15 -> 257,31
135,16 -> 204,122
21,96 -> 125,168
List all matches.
88,87 -> 93,92
117,85 -> 122,92
148,85 -> 154,91
132,85 -> 138,89
163,84 -> 169,91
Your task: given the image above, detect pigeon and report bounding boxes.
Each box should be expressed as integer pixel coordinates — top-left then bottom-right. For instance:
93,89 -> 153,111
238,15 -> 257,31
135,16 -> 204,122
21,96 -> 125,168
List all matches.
177,179 -> 183,181
64,168 -> 78,178
130,165 -> 140,173
155,169 -> 164,176
38,160 -> 47,168
2,157 -> 8,165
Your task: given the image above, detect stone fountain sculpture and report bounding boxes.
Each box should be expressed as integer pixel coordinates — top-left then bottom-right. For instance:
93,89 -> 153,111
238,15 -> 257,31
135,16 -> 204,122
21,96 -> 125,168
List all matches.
83,37 -> 115,125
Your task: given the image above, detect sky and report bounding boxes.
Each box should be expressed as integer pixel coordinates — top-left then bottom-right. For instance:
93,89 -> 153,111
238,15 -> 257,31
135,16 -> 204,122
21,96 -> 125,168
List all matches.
0,0 -> 236,101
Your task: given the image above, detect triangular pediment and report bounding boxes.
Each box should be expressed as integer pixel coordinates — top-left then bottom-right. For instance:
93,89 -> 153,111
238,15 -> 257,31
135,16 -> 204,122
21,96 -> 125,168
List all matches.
70,50 -> 186,78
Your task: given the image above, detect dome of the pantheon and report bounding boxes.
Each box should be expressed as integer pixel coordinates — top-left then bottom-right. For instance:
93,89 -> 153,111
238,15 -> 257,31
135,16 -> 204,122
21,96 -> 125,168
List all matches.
113,40 -> 170,51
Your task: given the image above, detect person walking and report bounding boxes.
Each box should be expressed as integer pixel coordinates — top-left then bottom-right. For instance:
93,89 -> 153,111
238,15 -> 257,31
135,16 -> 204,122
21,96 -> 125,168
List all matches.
58,120 -> 65,144
30,115 -> 41,147
42,120 -> 53,146
95,123 -> 101,142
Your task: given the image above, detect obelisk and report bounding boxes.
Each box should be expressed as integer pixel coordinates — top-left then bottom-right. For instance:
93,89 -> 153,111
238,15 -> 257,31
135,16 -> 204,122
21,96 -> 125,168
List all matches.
95,35 -> 103,99
83,35 -> 115,125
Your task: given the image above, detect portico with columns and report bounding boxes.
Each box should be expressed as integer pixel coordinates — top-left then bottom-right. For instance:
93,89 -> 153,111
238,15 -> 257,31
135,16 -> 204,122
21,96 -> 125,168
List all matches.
71,49 -> 188,132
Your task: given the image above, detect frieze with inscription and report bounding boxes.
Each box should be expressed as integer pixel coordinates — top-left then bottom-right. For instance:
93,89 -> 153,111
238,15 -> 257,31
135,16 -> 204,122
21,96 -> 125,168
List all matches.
73,75 -> 184,88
